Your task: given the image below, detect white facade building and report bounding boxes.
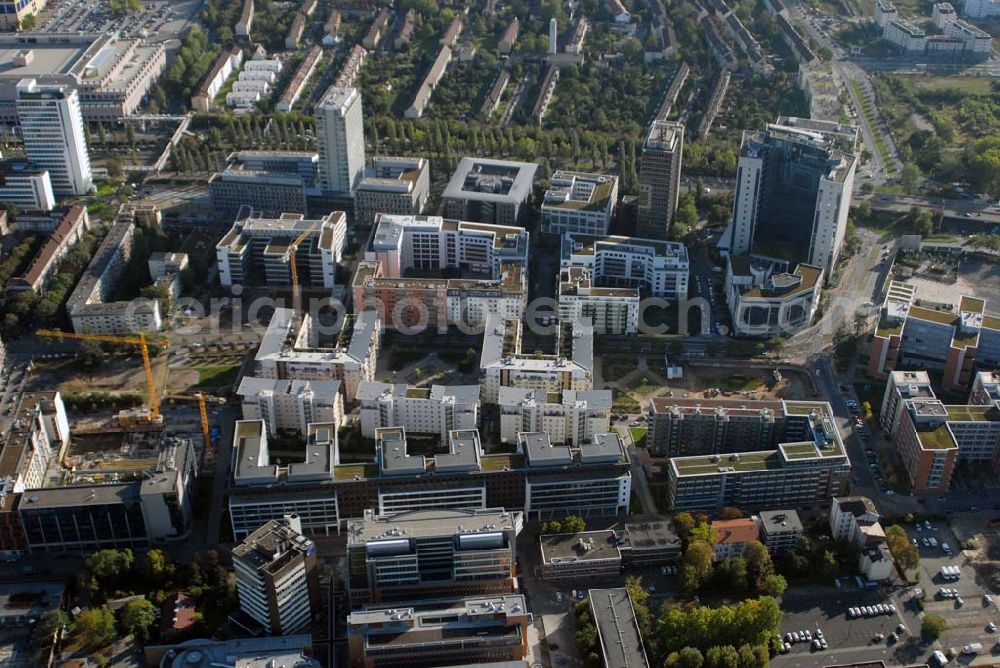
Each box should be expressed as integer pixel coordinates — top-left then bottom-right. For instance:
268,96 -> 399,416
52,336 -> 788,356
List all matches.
0,161 -> 54,212
560,232 -> 690,299
356,382 -> 480,441
315,85 -> 365,194
499,387 -> 612,444
237,377 -> 344,436
16,79 -> 92,196
354,157 -> 431,227
541,172 -> 619,236
558,266 -> 640,335
963,0 -> 1000,17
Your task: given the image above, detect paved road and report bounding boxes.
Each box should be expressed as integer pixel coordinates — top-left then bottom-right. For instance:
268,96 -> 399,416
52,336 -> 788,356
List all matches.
206,405 -> 237,545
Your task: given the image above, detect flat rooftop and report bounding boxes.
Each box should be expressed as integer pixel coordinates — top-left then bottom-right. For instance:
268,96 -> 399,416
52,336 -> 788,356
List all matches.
540,530 -> 622,564
346,508 -> 519,545
589,588 -> 650,668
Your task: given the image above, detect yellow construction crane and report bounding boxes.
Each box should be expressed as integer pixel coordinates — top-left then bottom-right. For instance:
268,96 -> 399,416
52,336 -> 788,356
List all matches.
165,392 -> 226,459
37,329 -> 170,422
286,222 -> 319,312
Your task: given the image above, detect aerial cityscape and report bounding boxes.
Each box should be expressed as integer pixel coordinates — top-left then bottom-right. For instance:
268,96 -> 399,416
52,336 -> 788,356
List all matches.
0,0 -> 996,665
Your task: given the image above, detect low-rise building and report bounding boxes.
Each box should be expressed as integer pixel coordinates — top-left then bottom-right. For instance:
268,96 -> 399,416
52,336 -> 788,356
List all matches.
352,214 -> 528,331
5,205 -> 88,294
357,382 -> 480,441
216,208 -> 346,289
541,171 -> 618,236
405,46 -> 451,119
155,636 -> 318,668
711,518 -> 759,560
346,507 -> 520,606
480,316 -> 593,404
66,204 -> 161,334
347,595 -> 531,666
829,496 -> 882,546
589,588 -> 651,668
233,515 -> 320,635
860,541 -> 894,581
252,309 -> 381,403
237,377 -> 344,436
665,401 -> 851,513
277,45 -> 322,112
353,157 -> 430,227
191,46 -> 243,112
443,158 -> 538,227
499,17 -> 520,53
560,232 -> 690,299
725,259 -> 823,338
363,8 -> 390,49
499,387 -> 612,445
0,160 -> 54,212
755,509 -> 803,555
539,530 -> 622,580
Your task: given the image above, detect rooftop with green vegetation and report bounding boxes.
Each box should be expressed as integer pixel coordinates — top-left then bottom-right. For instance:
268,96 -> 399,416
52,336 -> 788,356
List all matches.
914,423 -> 958,451
480,454 -> 525,472
875,314 -> 904,337
908,305 -> 958,327
672,451 -> 779,476
780,443 -> 821,459
960,296 -> 985,313
333,463 -> 379,481
945,404 -> 1000,423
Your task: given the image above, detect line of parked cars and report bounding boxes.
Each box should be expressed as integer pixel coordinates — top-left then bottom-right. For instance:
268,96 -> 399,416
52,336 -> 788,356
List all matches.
848,603 -> 897,618
781,628 -> 827,652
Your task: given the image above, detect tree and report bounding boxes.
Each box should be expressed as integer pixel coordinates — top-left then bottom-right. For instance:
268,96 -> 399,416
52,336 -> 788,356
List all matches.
716,556 -> 748,591
121,598 -> 157,641
678,647 -> 705,668
744,541 -> 775,590
40,609 -> 70,638
903,206 -> 933,237
75,606 -> 116,649
758,573 -> 787,597
144,549 -> 169,581
681,540 -> 715,593
901,163 -> 920,194
921,613 -> 947,640
719,506 -> 743,520
625,575 -> 651,636
674,193 -> 698,236
885,524 -> 919,572
20,13 -> 36,29
704,645 -> 740,668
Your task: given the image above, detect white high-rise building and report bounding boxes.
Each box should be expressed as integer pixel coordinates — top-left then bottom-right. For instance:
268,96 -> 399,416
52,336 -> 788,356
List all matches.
549,18 -> 558,54
315,85 -> 365,194
16,79 -> 93,196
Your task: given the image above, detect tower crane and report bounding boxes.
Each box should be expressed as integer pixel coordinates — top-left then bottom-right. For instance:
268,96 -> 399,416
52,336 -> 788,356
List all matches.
164,392 -> 226,461
285,222 -> 319,312
37,329 -> 170,423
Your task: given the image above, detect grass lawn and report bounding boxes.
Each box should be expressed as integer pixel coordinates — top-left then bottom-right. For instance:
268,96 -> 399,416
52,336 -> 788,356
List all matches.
629,427 -> 648,448
196,364 -> 241,389
719,375 -> 763,391
906,76 -> 994,95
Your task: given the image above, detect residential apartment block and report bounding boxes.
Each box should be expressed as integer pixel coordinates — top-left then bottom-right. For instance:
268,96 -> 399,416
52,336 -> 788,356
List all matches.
237,377 -> 344,436
711,518 -> 759,560
347,594 -> 531,666
6,205 -> 88,294
558,267 -> 639,335
726,118 -> 857,274
252,308 -> 381,401
560,232 -> 690,299
498,387 -> 612,445
725,259 -> 823,338
660,400 -> 851,512
233,515 -> 320,635
352,214 -> 528,331
480,316 -> 594,404
216,208 -> 346,289
353,157 -> 430,227
869,281 -> 1000,390
637,120 -> 684,239
66,204 -> 161,334
345,507 -> 520,606
0,160 -> 54,212
443,158 -> 538,226
228,425 -> 631,540
541,171 -> 619,236
357,382 -> 480,442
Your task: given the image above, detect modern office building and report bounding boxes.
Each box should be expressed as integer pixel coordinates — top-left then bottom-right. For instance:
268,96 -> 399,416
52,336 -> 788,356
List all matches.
972,370 -> 1000,405
66,204 -> 162,334
209,170 -> 309,217
442,158 -> 538,226
755,509 -> 803,555
869,281 -> 1000,390
345,507 -> 520,606
346,594 -> 531,666
724,259 -> 823,338
480,316 -> 594,404
231,150 -> 319,190
215,208 -> 346,289
661,400 -> 851,512
963,0 -> 1000,17
252,308 -> 382,401
356,382 -> 480,441
726,118 -> 857,274
0,160 -> 54,212
560,232 -> 690,299
228,426 -> 631,540
0,33 -> 166,122
893,399 -> 957,493
5,205 -> 88,294
539,530 -> 624,581
16,79 -> 92,196
352,214 -> 529,331
557,267 -> 639,334
541,171 -> 619,236
879,370 -> 936,436
315,85 -> 365,194
233,515 -> 320,635
354,157 -> 430,227
636,120 -> 684,239
588,589 -> 651,668
237,377 -> 344,436
498,387 -> 612,445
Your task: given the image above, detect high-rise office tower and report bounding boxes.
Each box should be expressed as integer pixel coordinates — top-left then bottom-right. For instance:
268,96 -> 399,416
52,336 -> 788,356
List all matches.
549,18 -> 558,54
315,85 -> 365,194
16,79 -> 93,197
636,120 -> 684,239
232,515 -> 320,635
728,118 -> 857,273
